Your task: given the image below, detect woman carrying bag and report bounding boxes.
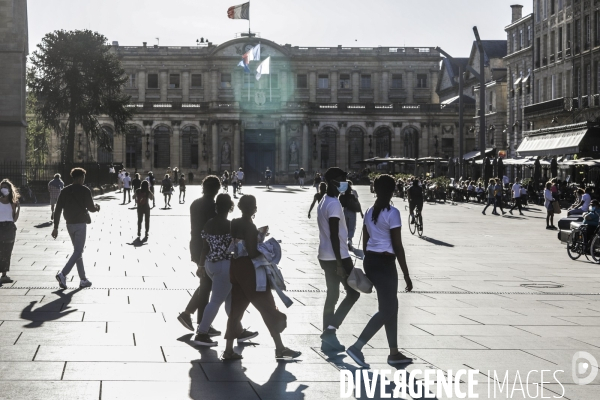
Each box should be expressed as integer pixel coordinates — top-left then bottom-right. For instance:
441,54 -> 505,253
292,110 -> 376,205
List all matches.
346,174 -> 413,368
0,179 -> 20,284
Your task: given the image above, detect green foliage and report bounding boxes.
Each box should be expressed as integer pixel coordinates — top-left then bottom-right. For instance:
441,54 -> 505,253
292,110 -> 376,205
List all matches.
27,29 -> 133,163
26,93 -> 50,165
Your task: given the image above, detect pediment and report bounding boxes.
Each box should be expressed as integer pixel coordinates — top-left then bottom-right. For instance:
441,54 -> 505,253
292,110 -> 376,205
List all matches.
211,38 -> 289,58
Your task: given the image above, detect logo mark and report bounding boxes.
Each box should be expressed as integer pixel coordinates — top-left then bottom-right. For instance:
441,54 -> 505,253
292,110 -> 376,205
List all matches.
572,351 -> 599,385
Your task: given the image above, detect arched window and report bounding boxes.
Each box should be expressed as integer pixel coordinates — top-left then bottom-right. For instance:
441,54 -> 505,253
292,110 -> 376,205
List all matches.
347,126 -> 364,170
374,127 -> 392,157
126,126 -> 143,169
181,126 -> 199,169
97,126 -> 114,164
153,125 -> 171,168
318,126 -> 337,169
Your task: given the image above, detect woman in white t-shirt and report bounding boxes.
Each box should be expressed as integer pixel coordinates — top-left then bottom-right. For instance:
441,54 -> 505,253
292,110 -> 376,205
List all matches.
346,174 -> 413,369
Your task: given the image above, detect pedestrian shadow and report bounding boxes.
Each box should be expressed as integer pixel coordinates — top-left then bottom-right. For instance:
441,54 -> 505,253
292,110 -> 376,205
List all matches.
34,222 -> 53,228
127,237 -> 147,247
94,195 -> 119,201
420,236 -> 454,247
20,288 -> 82,328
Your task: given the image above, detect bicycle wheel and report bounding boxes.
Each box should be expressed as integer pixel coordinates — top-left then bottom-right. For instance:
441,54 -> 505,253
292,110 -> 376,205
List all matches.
591,235 -> 600,263
417,214 -> 423,237
567,231 -> 582,260
408,214 -> 416,235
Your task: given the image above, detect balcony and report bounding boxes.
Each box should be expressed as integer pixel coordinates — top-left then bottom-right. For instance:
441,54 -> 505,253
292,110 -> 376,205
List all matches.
558,50 -> 563,60
542,56 -> 548,66
566,48 -> 572,57
523,97 -> 568,117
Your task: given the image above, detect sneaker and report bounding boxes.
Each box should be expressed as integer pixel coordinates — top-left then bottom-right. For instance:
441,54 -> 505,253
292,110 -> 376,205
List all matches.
177,313 -> 194,331
388,352 -> 413,364
79,279 -> 92,288
207,326 -> 221,337
320,329 -> 345,352
0,275 -> 13,284
237,329 -> 259,343
509,210 -> 514,215
481,211 -> 485,215
55,272 -> 67,289
546,226 -> 553,230
191,333 -> 218,347
346,345 -> 369,368
321,341 -> 345,353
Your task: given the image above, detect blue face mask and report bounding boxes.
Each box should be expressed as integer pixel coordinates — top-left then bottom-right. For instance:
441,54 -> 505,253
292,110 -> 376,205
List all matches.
337,181 -> 349,193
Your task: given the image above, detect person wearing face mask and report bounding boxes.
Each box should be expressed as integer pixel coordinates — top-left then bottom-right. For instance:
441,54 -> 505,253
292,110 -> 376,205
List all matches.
0,179 -> 20,284
316,167 -> 360,353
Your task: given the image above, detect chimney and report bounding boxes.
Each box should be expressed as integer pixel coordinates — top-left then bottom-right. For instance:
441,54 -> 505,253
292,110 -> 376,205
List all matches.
511,4 -> 523,23
143,42 -> 147,48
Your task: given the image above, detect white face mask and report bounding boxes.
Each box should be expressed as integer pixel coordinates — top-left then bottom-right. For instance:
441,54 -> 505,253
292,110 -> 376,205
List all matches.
1,188 -> 9,196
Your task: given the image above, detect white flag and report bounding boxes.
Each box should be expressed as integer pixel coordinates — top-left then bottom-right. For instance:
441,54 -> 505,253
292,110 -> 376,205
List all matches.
255,56 -> 270,80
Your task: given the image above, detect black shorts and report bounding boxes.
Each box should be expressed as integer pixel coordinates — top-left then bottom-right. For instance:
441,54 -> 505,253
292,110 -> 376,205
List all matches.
409,200 -> 423,214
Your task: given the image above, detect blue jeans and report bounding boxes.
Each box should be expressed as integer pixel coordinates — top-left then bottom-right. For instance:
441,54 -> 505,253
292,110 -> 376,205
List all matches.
61,224 -> 87,279
198,259 -> 241,334
357,252 -> 398,348
344,209 -> 357,242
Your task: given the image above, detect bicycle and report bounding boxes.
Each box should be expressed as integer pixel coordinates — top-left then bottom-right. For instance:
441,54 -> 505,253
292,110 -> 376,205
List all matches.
568,225 -> 600,261
406,204 -> 423,237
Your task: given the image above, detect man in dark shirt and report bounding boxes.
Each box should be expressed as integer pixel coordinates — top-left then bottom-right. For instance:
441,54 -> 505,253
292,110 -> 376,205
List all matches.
407,179 -> 424,219
52,168 -> 100,289
178,175 -> 221,335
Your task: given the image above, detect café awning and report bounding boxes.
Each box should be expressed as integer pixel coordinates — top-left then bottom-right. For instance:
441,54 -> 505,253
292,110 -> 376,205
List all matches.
516,128 -> 587,157
463,148 -> 494,161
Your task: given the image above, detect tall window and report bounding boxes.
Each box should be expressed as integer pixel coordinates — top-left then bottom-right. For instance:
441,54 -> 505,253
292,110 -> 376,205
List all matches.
191,74 -> 202,88
317,74 -> 329,89
97,127 -> 114,164
125,126 -> 143,169
596,10 -> 600,46
512,32 -> 517,53
551,31 -> 556,58
360,74 -> 371,89
551,0 -> 555,14
347,127 -> 364,169
586,64 -> 592,95
374,128 -> 391,158
416,74 -> 428,88
558,27 -> 563,52
536,0 -> 541,22
558,0 -> 563,11
536,37 -> 541,66
391,74 -> 403,88
597,63 -> 600,94
339,74 -> 350,89
153,126 -> 170,168
528,26 -> 532,46
575,19 -> 581,53
181,126 -> 199,169
558,72 -> 563,98
169,74 -> 180,89
543,0 -> 547,19
552,74 -> 556,99
220,73 -> 232,89
519,29 -> 524,49
147,73 -> 159,89
585,15 -> 591,49
297,74 -> 308,89
575,67 -> 581,97
128,73 -> 136,88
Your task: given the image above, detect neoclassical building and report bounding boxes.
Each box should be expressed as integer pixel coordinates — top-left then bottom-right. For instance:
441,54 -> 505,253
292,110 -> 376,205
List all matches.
47,36 -> 468,183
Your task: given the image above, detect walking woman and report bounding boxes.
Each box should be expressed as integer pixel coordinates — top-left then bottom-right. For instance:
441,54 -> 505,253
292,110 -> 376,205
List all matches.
544,182 -> 556,230
223,195 -> 301,360
132,173 -> 142,206
178,174 -> 186,204
222,171 -> 229,193
192,193 -> 257,346
307,182 -> 327,219
160,174 -> 173,208
0,180 -> 19,284
135,180 -> 153,238
346,174 -> 413,368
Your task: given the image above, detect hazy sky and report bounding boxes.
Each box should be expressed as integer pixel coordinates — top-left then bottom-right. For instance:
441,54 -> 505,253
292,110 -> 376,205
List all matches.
28,0 -> 532,57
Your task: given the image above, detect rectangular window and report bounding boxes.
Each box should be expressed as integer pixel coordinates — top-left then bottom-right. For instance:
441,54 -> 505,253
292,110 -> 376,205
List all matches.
536,0 -> 541,22
191,74 -> 202,88
543,0 -> 547,19
536,37 -> 541,66
596,10 -> 600,46
128,73 -> 136,88
558,0 -> 563,11
558,72 -> 563,97
416,74 -> 428,88
317,74 -> 329,89
543,77 -> 547,101
169,74 -> 180,89
551,0 -> 555,14
575,19 -> 581,53
512,32 -> 517,52
575,67 -> 581,97
391,74 -> 403,89
339,74 -> 350,89
220,73 -> 232,89
297,74 -> 308,89
528,26 -> 532,46
552,74 -> 556,99
519,29 -> 524,49
567,23 -> 572,51
597,63 -> 600,93
585,15 -> 591,49
360,74 -> 371,89
543,34 -> 548,58
147,73 -> 158,89
558,27 -> 563,51
587,64 -> 592,95
551,31 -> 556,59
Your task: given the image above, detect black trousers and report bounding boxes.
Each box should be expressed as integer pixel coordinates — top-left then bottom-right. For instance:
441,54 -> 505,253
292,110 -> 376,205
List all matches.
319,258 -> 360,331
123,188 -> 131,203
185,274 -> 213,324
137,207 -> 150,235
510,197 -> 523,213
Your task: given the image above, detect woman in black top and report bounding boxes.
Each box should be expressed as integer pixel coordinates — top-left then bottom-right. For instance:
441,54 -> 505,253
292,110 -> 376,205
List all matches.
160,174 -> 173,209
223,195 -> 301,360
135,180 -> 153,238
132,173 -> 142,206
314,173 -> 322,193
307,182 -> 327,219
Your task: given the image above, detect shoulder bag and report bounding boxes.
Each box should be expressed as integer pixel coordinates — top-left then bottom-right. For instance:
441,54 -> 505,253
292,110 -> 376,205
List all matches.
347,230 -> 373,294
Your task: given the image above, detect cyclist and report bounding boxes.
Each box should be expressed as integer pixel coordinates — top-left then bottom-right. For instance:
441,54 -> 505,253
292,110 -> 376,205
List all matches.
581,199 -> 600,246
265,167 -> 272,189
407,179 -> 424,224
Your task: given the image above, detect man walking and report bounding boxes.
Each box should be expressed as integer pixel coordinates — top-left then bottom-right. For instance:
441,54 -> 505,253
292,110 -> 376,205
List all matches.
317,167 -> 360,353
494,178 -> 506,215
509,178 -> 524,216
299,168 -> 306,188
147,172 -> 156,208
48,173 -> 64,221
53,168 -> 100,289
235,168 -> 244,195
482,179 -> 497,215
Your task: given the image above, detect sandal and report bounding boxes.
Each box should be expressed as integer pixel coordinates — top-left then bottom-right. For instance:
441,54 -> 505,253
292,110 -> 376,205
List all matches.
275,347 -> 302,359
221,351 -> 243,361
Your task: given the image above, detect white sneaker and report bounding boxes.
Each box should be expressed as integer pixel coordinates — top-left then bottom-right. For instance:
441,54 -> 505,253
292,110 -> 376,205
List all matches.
79,279 -> 92,288
55,272 -> 67,289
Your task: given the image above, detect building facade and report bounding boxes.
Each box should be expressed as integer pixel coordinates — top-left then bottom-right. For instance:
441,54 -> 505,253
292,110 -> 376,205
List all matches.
46,37 -> 474,182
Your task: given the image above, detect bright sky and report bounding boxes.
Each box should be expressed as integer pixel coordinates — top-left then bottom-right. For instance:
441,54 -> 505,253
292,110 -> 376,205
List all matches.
28,0 -> 533,57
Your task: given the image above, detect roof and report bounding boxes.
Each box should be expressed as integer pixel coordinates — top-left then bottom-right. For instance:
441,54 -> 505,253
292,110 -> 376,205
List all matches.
480,40 -> 508,61
437,58 -> 469,93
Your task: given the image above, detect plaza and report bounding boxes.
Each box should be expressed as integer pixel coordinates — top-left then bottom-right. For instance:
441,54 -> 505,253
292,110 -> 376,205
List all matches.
0,185 -> 597,399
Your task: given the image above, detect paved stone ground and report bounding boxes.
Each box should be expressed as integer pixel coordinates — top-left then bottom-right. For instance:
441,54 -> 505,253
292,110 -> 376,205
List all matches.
0,184 -> 598,399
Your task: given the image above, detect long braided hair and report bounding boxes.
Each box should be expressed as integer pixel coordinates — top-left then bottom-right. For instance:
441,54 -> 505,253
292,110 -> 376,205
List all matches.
371,174 -> 396,224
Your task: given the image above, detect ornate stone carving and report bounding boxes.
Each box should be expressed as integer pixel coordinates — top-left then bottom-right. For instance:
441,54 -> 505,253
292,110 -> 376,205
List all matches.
221,140 -> 231,165
338,121 -> 347,128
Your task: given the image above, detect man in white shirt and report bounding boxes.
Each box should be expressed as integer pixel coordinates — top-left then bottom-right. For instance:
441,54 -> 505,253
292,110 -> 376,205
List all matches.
317,167 -> 360,353
117,170 -> 124,193
569,187 -> 594,216
235,168 -> 244,195
122,172 -> 132,204
509,178 -> 525,216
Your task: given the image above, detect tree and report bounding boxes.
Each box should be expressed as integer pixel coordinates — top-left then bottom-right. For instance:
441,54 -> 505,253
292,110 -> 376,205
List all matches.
27,30 -> 133,163
25,93 -> 50,166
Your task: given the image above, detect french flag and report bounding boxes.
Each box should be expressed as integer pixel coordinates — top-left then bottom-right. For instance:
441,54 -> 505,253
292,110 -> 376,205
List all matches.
227,2 -> 250,20
237,44 -> 260,73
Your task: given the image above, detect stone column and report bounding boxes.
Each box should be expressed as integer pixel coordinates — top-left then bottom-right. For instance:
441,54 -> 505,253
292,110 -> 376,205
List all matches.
407,70 -> 414,103
352,72 -> 360,102
280,70 -> 288,103
211,121 -> 218,173
233,70 -> 242,102
182,71 -> 190,102
138,70 -> 146,102
393,122 -> 402,157
366,122 -> 374,158
142,121 -> 152,171
302,121 -> 309,170
430,70 -> 439,103
280,121 -> 287,175
373,72 -> 380,102
211,70 -> 218,102
381,71 -> 389,103
309,71 -> 317,102
233,121 -> 241,170
338,122 -> 347,170
159,69 -> 168,102
311,122 -> 320,172
171,121 -> 180,169
330,71 -> 338,102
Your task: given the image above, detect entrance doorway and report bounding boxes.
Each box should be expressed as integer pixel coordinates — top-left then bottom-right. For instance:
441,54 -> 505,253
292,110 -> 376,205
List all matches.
244,129 -> 276,184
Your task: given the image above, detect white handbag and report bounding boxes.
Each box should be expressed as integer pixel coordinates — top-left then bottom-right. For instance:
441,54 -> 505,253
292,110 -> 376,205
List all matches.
347,231 -> 373,294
